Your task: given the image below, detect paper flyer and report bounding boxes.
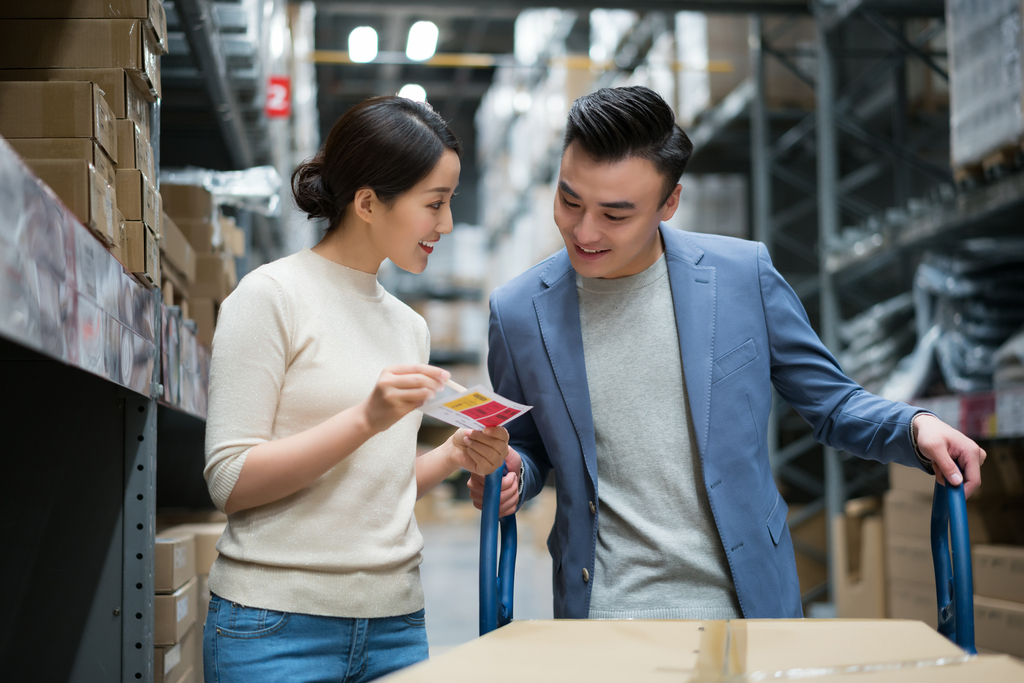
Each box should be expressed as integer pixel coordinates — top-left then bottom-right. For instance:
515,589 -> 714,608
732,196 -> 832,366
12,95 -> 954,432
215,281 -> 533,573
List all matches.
420,384 -> 533,431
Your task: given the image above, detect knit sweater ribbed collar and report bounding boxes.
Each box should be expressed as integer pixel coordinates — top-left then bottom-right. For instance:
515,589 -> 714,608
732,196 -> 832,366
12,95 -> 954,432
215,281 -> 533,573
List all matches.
576,252 -> 669,294
299,248 -> 385,301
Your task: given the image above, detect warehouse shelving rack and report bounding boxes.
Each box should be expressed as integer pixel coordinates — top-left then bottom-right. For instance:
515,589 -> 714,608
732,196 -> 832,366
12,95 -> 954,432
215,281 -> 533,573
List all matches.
0,135 -> 210,680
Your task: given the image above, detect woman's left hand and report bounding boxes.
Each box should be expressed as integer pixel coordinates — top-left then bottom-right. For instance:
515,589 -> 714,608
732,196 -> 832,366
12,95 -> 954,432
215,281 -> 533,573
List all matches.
447,426 -> 509,476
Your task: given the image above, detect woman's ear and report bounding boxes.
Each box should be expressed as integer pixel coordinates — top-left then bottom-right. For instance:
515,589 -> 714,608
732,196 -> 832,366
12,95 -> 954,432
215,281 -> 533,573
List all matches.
352,188 -> 377,223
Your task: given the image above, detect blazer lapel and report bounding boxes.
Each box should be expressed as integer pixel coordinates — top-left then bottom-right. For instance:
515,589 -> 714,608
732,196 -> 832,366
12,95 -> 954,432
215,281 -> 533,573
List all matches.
533,251 -> 598,487
662,227 -> 716,457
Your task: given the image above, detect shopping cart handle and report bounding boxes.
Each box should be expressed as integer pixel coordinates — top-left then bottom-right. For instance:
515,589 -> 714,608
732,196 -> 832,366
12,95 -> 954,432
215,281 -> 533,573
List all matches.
479,464 -> 517,636
930,474 -> 976,654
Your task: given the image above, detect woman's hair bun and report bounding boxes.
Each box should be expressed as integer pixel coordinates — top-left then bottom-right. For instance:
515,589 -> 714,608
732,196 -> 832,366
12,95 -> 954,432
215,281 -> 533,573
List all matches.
291,155 -> 337,224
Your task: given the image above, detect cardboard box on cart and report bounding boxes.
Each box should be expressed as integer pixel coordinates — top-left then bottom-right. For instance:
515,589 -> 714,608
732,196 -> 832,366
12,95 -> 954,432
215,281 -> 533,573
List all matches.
383,619 -> 1024,682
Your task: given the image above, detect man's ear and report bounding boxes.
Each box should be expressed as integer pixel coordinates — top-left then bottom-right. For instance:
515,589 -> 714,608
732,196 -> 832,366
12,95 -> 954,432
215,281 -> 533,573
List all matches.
352,188 -> 377,223
660,183 -> 683,222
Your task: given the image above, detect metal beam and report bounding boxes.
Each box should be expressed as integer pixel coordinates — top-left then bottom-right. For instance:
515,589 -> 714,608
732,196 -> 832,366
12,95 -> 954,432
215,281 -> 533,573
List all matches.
319,0 -> 811,12
860,9 -> 948,80
176,0 -> 254,169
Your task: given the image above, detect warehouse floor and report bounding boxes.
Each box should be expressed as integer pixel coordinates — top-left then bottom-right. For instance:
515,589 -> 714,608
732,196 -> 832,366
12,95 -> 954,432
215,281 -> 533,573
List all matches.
420,491 -> 555,655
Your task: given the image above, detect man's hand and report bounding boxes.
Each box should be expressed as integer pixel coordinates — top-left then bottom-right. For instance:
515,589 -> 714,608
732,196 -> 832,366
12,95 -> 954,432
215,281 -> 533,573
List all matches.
447,426 -> 510,477
468,448 -> 522,518
913,413 -> 987,498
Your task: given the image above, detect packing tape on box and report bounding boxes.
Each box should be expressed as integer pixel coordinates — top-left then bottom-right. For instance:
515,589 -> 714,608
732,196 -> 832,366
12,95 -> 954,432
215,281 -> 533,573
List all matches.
685,621 -> 975,682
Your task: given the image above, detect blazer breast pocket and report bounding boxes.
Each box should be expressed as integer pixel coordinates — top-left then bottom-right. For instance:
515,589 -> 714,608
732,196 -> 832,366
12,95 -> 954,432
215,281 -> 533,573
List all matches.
712,338 -> 757,384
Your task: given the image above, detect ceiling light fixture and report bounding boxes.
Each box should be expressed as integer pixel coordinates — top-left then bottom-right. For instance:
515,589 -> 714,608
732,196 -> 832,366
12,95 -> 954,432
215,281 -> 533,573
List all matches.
406,21 -> 439,62
348,26 -> 378,63
398,84 -> 427,102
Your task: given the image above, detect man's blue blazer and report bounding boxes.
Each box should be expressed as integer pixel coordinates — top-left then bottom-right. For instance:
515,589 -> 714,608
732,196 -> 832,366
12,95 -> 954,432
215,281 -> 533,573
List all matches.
487,225 -> 926,619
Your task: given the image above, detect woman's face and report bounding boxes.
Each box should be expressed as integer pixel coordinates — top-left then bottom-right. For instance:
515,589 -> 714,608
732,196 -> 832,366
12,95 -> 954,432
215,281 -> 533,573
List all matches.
370,149 -> 461,274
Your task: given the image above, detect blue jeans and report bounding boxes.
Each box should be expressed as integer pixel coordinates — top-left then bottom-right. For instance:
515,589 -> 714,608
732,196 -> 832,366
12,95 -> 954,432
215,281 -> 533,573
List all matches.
203,593 -> 429,682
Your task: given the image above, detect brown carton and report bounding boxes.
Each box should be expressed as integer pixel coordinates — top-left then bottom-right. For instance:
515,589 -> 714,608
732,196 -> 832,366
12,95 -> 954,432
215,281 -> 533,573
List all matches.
219,215 -> 246,257
0,68 -> 150,138
175,220 -> 215,253
0,81 -> 116,162
154,622 -> 197,683
382,619 -> 974,683
8,137 -> 115,188
124,221 -> 160,287
190,298 -> 216,347
116,169 -> 158,231
886,577 -> 937,629
888,462 -> 935,495
110,209 -> 126,261
155,531 -> 196,594
0,0 -> 167,53
974,595 -> 1024,658
160,213 -> 197,284
192,253 -> 233,302
162,184 -> 214,222
833,498 -> 886,618
885,534 -> 936,590
155,576 -> 197,646
171,665 -> 197,683
114,119 -> 155,182
161,523 -> 225,576
0,19 -> 161,99
26,159 -> 116,245
973,544 -> 1024,603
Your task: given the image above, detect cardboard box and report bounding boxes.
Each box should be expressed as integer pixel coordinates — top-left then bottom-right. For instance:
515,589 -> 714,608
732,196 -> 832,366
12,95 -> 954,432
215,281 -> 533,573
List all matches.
192,253 -> 234,302
161,523 -> 225,576
160,213 -> 197,284
0,19 -> 161,99
116,169 -> 158,230
975,595 -> 1024,658
889,462 -> 935,495
883,489 -> 933,539
804,656 -> 1024,682
154,621 -> 197,683
124,221 -> 160,287
162,184 -> 214,222
171,665 -> 197,683
219,215 -> 246,257
973,544 -> 1024,603
8,137 -> 115,188
115,119 -> 154,182
885,534 -> 936,590
0,68 -> 150,138
0,81 -> 116,162
175,220 -> 215,254
26,159 -> 116,245
155,531 -> 196,594
833,498 -> 886,618
109,209 -> 126,261
155,576 -> 197,646
383,619 -> 973,682
190,297 -> 216,347
883,488 -> 1021,544
0,0 -> 167,54
887,577 -> 938,629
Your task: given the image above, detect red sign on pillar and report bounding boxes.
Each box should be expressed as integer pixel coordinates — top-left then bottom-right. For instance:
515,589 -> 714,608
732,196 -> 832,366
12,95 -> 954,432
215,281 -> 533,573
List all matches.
266,76 -> 291,118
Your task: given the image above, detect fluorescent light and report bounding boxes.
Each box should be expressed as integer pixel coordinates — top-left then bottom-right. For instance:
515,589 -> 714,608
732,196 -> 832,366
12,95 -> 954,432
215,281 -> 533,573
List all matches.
398,83 -> 427,102
348,26 -> 378,63
406,21 -> 439,61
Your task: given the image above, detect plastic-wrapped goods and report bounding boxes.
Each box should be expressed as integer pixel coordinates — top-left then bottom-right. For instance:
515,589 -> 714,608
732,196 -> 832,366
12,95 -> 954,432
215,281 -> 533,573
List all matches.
160,166 -> 283,217
838,292 -> 917,394
947,0 -> 1024,169
903,239 -> 1024,394
994,326 -> 1024,388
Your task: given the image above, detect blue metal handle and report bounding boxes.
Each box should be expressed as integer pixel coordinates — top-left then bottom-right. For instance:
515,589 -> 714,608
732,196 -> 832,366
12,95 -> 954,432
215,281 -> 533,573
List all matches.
479,464 -> 517,636
930,475 -> 976,654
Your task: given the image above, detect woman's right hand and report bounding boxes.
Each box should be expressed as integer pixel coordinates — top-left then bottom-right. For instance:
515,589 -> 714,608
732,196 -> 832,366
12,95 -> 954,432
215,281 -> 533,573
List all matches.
361,364 -> 449,433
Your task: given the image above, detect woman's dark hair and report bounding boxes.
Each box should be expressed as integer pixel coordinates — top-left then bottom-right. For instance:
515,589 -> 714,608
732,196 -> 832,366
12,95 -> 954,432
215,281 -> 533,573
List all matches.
564,86 -> 693,206
292,95 -> 462,231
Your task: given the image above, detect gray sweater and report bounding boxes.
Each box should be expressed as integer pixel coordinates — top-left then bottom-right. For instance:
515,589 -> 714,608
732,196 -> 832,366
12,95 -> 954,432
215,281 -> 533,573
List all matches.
578,254 -> 742,619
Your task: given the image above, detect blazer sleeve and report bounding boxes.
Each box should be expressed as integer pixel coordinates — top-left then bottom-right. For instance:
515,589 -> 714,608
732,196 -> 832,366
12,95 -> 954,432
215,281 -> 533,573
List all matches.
757,243 -> 925,470
488,290 -> 553,507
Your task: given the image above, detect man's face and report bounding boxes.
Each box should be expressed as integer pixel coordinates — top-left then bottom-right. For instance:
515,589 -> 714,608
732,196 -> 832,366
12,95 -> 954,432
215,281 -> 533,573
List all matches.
554,141 -> 681,279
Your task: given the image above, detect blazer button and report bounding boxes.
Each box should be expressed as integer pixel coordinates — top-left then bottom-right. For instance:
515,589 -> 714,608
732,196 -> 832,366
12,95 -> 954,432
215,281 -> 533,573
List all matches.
582,568 -> 590,583
589,501 -> 596,514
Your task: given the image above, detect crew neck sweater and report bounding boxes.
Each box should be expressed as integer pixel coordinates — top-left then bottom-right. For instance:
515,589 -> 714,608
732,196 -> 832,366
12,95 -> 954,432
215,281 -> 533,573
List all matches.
203,248 -> 430,618
577,253 -> 742,619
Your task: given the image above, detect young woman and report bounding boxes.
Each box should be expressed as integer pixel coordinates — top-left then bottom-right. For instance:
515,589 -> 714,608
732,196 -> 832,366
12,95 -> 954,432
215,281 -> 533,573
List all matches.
201,96 -> 511,682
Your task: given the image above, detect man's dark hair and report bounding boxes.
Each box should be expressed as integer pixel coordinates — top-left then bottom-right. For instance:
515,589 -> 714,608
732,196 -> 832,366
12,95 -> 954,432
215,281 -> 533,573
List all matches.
563,86 -> 693,206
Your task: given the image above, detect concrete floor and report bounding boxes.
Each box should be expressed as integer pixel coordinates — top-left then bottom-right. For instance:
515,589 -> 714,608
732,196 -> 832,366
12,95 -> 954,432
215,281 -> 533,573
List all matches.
418,490 -> 556,656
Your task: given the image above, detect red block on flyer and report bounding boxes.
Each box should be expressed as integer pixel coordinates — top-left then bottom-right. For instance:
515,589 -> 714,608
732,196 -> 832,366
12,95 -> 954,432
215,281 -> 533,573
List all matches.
266,75 -> 291,118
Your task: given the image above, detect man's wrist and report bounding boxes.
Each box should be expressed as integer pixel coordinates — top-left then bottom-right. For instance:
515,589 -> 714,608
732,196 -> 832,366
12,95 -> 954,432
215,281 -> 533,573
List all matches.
910,411 -> 936,475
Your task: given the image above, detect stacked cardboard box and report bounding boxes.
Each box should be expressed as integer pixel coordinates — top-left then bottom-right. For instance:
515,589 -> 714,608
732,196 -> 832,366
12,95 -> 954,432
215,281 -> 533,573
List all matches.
160,522 -> 226,679
154,529 -> 198,682
833,496 -> 887,618
162,184 -> 241,347
160,212 -> 197,316
0,2 -> 165,277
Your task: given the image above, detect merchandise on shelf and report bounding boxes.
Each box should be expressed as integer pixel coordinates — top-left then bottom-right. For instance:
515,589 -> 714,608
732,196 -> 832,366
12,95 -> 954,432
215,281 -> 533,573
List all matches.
838,292 -> 916,394
947,0 -> 1024,171
0,0 -> 169,54
664,174 -> 749,240
994,326 -> 1024,389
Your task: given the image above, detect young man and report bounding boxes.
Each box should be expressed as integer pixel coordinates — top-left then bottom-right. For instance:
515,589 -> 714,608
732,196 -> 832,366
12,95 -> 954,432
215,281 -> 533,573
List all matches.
470,86 -> 985,619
